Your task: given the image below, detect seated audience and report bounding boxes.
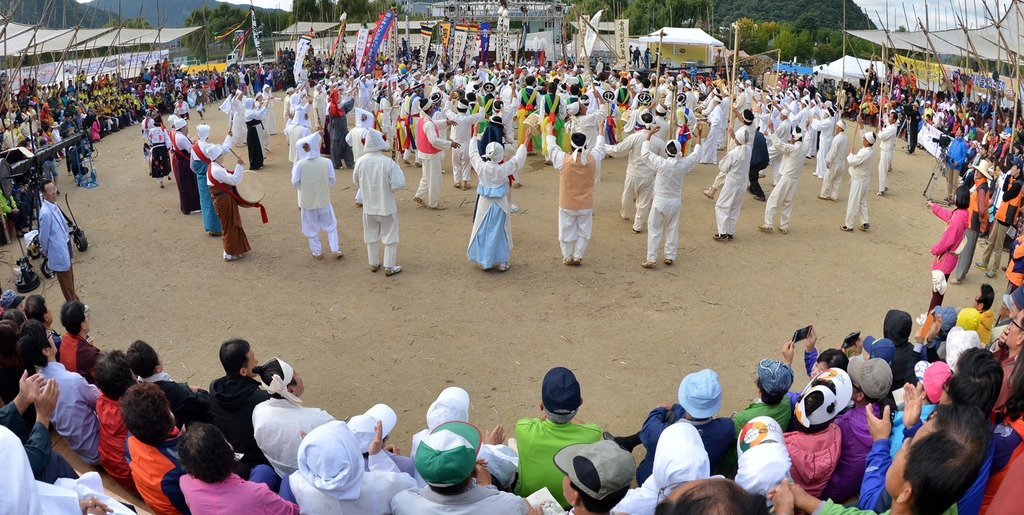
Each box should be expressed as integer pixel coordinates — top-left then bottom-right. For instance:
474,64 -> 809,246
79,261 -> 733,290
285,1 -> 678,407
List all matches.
614,423 -> 710,515
786,369 -> 851,497
514,366 -> 602,508
23,295 -> 61,350
207,338 -> 272,476
19,319 -> 100,465
58,301 -> 101,384
252,357 -> 335,477
125,339 -> 209,427
91,350 -> 138,494
120,382 -> 190,515
178,422 -> 297,514
716,358 -> 794,475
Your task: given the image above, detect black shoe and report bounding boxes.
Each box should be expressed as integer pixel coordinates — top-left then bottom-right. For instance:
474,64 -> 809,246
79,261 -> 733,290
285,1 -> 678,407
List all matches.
606,432 -> 642,452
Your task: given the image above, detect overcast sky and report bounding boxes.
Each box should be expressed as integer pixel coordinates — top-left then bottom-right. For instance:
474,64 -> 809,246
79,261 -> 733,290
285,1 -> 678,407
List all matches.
105,0 -> 1006,32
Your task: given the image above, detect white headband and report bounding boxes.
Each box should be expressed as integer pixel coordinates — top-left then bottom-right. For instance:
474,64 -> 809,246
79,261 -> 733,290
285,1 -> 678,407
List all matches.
263,358 -> 303,406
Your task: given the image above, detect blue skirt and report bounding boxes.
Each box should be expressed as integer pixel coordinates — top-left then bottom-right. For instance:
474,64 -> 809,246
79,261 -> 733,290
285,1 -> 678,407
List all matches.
191,160 -> 222,233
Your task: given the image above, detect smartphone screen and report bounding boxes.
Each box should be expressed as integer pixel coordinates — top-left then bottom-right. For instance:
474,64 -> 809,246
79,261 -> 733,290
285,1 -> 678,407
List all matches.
793,325 -> 812,342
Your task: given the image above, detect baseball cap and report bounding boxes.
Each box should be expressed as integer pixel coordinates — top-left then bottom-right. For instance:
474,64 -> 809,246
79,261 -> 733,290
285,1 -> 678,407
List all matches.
414,421 -> 482,487
553,440 -> 635,500
793,368 -> 854,429
1003,285 -> 1024,312
922,361 -> 953,403
677,369 -> 723,419
0,290 -> 24,310
862,337 -> 895,365
848,356 -> 893,399
956,308 -> 982,331
736,416 -> 784,456
757,359 -> 794,396
542,367 -> 582,415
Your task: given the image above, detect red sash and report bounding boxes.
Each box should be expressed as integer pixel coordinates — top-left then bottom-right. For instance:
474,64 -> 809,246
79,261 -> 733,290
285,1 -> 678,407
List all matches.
168,132 -> 190,161
205,155 -> 269,224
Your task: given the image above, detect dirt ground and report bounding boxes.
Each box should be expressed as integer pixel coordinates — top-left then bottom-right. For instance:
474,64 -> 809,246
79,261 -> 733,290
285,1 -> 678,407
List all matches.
38,101 -> 986,452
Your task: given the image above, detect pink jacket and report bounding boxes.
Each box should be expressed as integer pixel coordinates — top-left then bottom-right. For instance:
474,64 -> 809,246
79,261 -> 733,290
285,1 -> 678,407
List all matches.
90,121 -> 101,142
931,205 -> 969,274
784,425 -> 842,499
180,474 -> 299,515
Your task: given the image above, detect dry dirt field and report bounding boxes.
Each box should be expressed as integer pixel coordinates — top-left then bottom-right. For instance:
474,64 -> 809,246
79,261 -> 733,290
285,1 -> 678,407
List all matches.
35,102 -> 985,450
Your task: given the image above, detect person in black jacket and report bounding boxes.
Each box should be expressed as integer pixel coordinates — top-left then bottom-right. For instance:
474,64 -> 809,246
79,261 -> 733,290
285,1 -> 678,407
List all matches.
207,338 -> 272,478
884,309 -> 918,391
748,129 -> 769,201
125,339 -> 210,428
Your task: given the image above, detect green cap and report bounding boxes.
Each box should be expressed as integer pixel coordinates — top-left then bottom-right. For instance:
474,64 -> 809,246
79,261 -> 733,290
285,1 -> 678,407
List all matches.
414,421 -> 482,487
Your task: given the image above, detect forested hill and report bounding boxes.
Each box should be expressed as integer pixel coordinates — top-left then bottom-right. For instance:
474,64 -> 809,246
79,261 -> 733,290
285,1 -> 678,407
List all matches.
714,0 -> 876,30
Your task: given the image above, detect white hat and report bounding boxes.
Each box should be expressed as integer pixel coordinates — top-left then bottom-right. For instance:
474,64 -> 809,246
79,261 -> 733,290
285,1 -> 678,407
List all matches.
173,118 -> 187,130
864,132 -> 876,145
166,115 -> 179,127
296,132 -> 321,161
206,144 -> 226,161
297,421 -> 365,501
348,403 -> 399,453
353,107 -> 374,130
196,124 -> 211,142
484,142 -> 505,162
477,444 -> 519,489
426,387 -> 470,430
363,130 -> 389,152
292,104 -> 311,127
736,442 -> 791,497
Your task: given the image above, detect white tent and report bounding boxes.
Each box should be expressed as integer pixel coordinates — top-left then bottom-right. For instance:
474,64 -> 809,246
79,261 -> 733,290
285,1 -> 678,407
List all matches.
815,56 -> 885,81
637,27 -> 724,47
275,22 -> 340,36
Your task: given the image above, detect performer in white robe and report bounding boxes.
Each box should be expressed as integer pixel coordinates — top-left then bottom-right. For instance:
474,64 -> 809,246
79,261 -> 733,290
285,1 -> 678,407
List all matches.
446,97 -> 485,190
466,132 -> 529,271
760,126 -> 810,234
639,131 -> 701,267
767,108 -> 793,184
819,120 -> 849,201
876,111 -> 898,196
607,112 -> 664,233
697,96 -> 723,164
347,108 -> 375,207
811,106 -> 836,178
703,110 -> 756,199
287,102 -> 313,164
261,85 -> 278,136
843,131 -> 876,232
353,130 -> 406,276
548,129 -> 607,265
713,128 -> 753,241
292,132 -> 341,260
230,91 -> 247,146
413,95 -> 455,209
282,87 -> 296,130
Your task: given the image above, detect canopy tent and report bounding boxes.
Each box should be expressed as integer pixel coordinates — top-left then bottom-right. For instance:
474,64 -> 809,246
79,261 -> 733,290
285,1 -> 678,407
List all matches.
637,27 -> 724,46
26,27 -> 114,55
846,1 -> 1024,65
275,22 -> 341,36
814,56 -> 885,80
0,22 -> 38,44
0,28 -> 73,54
69,27 -> 201,51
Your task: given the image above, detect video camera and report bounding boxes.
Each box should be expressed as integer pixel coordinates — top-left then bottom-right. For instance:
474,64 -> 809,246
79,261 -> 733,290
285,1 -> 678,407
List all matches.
932,133 -> 952,148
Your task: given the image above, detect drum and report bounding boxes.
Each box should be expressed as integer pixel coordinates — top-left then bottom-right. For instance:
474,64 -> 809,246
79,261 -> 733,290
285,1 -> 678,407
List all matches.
235,170 -> 266,205
694,121 -> 709,139
524,113 -> 541,130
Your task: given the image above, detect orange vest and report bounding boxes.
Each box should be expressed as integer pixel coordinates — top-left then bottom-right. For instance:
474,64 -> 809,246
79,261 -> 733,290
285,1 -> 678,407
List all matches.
559,155 -> 597,210
981,417 -> 1024,514
997,178 -> 1022,225
970,175 -> 990,231
416,117 -> 441,155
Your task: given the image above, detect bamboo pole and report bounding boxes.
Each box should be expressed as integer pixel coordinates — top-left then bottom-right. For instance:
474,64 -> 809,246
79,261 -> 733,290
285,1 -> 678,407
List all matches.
1013,1 -> 1021,146
726,23 -> 739,137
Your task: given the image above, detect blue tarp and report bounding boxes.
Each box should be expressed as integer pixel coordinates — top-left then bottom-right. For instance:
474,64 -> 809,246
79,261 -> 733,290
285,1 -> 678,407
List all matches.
774,63 -> 814,75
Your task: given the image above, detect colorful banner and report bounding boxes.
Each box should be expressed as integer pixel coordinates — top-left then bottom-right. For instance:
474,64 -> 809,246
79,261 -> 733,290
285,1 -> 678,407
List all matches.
250,8 -> 263,63
583,10 -> 603,57
364,9 -> 397,73
451,23 -> 469,69
614,19 -> 629,68
894,54 -> 944,85
294,30 -> 313,85
330,13 -> 347,63
62,49 -> 169,80
495,14 -> 510,66
439,22 -> 452,69
479,22 -> 491,63
420,22 -> 435,70
214,18 -> 248,42
354,28 -> 370,72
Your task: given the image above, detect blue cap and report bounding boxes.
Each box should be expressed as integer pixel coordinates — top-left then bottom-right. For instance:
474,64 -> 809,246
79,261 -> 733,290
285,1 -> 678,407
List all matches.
678,369 -> 723,419
542,367 -> 582,415
757,359 -> 794,395
863,336 -> 896,365
934,306 -> 958,334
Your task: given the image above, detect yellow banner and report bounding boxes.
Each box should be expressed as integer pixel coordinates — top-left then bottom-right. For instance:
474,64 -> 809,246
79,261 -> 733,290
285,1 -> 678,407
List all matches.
894,54 -> 944,84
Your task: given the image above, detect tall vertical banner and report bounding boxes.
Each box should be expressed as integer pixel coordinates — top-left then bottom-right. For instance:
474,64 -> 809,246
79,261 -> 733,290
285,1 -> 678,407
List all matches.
354,28 -> 370,71
451,23 -> 469,68
614,19 -> 629,69
364,10 -> 397,73
439,22 -> 452,70
294,30 -> 313,85
479,22 -> 491,63
332,13 -> 347,69
578,16 -> 587,60
495,13 -> 510,66
420,22 -> 435,70
583,10 -> 603,57
250,8 -> 264,63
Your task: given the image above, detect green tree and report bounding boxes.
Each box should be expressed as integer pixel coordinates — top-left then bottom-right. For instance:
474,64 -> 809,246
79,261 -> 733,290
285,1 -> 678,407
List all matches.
794,13 -> 818,40
104,16 -> 152,29
795,29 -> 814,62
774,25 -> 797,61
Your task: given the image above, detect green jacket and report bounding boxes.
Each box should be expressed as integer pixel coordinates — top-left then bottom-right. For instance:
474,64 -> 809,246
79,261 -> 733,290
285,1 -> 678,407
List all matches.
715,397 -> 793,476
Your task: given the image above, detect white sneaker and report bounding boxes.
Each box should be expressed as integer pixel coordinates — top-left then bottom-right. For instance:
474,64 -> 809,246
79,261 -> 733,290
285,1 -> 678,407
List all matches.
510,204 -> 519,213
915,313 -> 928,325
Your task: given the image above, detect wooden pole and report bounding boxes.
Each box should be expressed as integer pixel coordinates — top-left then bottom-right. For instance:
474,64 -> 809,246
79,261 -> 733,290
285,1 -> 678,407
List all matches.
726,23 -> 739,136
1012,1 -> 1021,145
